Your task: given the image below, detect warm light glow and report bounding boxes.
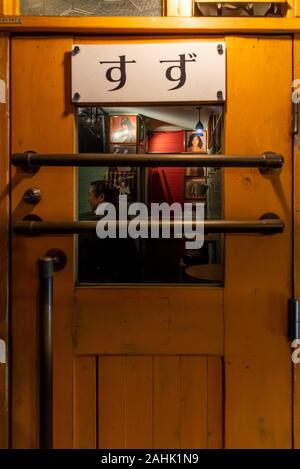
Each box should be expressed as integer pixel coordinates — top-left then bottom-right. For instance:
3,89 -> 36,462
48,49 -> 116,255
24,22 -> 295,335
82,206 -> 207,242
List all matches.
1,0 -> 20,15
166,0 -> 193,16
195,107 -> 204,136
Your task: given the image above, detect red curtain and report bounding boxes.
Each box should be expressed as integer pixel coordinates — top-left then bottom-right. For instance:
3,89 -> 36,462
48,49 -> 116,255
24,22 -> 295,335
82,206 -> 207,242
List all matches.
147,131 -> 185,205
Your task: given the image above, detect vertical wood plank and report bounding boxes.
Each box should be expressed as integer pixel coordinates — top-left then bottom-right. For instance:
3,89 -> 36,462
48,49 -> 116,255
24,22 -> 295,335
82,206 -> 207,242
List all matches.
98,355 -> 223,449
0,0 -> 20,15
225,36 -> 292,448
165,0 -> 193,16
0,33 -> 9,449
125,357 -> 153,448
287,0 -> 295,17
207,357 -> 223,448
294,0 -> 300,17
98,356 -> 125,448
154,356 -> 181,448
11,36 -> 74,448
181,357 -> 208,448
73,356 -> 97,449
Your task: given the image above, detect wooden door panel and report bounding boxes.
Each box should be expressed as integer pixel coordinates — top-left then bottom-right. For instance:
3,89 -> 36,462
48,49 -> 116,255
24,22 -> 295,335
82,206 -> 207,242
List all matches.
73,356 -> 97,449
224,36 -> 292,448
99,356 -> 154,449
73,288 -> 223,355
73,355 -> 223,449
10,35 -> 293,449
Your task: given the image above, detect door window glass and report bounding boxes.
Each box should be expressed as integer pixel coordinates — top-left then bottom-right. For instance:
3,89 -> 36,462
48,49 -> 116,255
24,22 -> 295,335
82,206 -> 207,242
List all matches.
20,0 -> 162,16
77,105 -> 224,285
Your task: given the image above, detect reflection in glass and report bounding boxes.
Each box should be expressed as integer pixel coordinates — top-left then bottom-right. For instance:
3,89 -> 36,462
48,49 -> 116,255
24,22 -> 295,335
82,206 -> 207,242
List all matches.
20,0 -> 162,16
195,1 -> 284,17
77,106 -> 224,285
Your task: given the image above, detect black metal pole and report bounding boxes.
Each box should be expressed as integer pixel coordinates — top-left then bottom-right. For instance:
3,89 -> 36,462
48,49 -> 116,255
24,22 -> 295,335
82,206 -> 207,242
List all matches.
14,218 -> 285,236
39,257 -> 54,449
12,152 -> 284,169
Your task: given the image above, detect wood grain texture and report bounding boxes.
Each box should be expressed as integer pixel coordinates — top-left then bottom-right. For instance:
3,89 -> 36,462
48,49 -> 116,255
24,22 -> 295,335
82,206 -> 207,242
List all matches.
294,0 -> 300,16
207,357 -> 223,448
73,287 -> 223,356
98,357 -> 126,448
98,355 -> 223,449
122,356 -> 154,449
2,17 -> 300,34
73,356 -> 97,449
153,356 -> 182,448
224,36 -> 293,448
180,356 -> 208,448
98,356 -> 154,449
166,0 -> 194,16
287,0 -> 295,17
0,33 -> 9,449
0,0 -> 20,15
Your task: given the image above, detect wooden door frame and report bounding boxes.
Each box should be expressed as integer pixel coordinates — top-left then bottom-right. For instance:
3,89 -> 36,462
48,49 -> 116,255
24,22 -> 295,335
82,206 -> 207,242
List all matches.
2,16 -> 300,33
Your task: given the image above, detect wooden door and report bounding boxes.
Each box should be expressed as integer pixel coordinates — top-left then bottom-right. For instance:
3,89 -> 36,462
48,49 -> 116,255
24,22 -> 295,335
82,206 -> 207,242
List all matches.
10,35 -> 293,448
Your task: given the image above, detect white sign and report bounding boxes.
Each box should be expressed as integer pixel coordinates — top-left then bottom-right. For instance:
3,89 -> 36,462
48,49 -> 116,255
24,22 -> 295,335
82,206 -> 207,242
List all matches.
71,42 -> 226,104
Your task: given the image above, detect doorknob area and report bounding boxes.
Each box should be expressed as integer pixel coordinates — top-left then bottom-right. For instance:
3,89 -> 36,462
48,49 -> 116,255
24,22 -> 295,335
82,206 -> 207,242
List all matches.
44,249 -> 67,272
23,187 -> 42,205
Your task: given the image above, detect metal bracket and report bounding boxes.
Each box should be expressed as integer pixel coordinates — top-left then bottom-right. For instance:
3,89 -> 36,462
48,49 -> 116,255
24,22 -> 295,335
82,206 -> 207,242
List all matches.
259,152 -> 284,176
20,151 -> 40,175
288,298 -> 299,342
292,102 -> 299,136
259,212 -> 283,235
44,249 -> 67,272
21,215 -> 43,237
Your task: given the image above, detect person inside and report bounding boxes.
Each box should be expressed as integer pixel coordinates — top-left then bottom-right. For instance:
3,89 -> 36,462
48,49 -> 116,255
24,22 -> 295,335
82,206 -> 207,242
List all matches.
78,180 -> 140,283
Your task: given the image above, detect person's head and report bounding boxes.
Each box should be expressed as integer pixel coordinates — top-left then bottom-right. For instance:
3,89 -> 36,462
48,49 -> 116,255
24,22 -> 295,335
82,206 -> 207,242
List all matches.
120,180 -> 126,188
120,116 -> 135,131
88,180 -> 112,210
188,133 -> 203,149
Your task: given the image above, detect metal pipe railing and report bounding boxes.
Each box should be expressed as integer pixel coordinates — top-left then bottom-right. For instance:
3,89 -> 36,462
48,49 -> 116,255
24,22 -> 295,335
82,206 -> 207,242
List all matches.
13,218 -> 284,236
12,152 -> 284,169
39,257 -> 54,450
